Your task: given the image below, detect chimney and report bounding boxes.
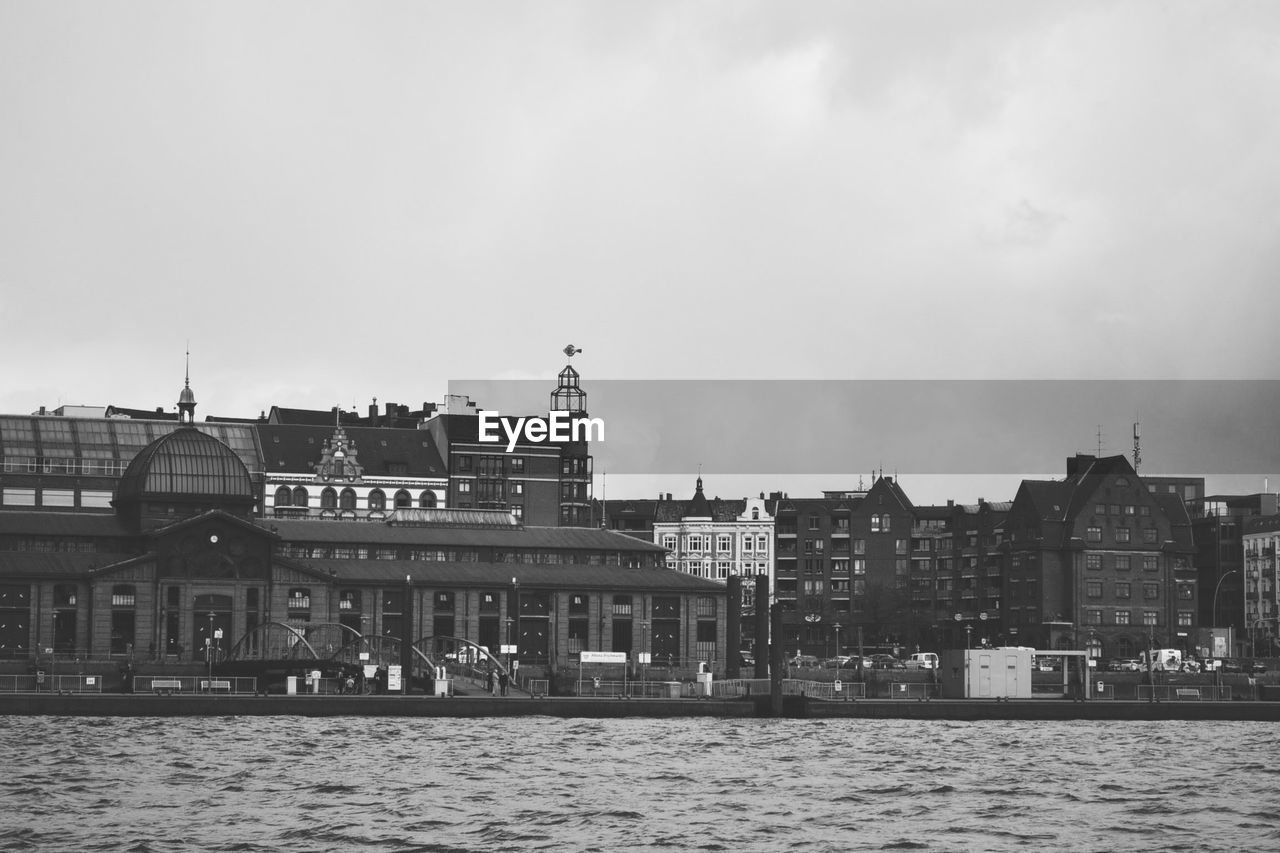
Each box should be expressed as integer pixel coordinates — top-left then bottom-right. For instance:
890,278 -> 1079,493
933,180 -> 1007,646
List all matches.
368,401 -> 378,422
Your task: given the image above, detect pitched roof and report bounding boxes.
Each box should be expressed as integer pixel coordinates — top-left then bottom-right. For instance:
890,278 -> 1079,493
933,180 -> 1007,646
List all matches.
304,559 -> 725,591
258,518 -> 667,552
256,423 -> 446,478
0,510 -> 132,538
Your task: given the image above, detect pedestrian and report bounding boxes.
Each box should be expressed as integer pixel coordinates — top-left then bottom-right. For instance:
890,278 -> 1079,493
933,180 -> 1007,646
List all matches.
499,669 -> 509,697
488,667 -> 497,696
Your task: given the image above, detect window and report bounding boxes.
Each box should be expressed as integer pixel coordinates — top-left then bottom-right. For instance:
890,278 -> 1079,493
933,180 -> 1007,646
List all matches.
1086,527 -> 1102,542
1115,556 -> 1130,571
111,585 -> 136,607
662,534 -> 677,551
895,539 -> 907,555
1115,582 -> 1131,599
1177,611 -> 1193,627
1116,528 -> 1131,543
1086,581 -> 1102,598
1095,504 -> 1106,516
339,488 -> 356,510
368,489 -> 386,511
1143,583 -> 1159,600
1142,610 -> 1158,626
853,539 -> 865,554
512,482 -> 524,496
274,486 -> 292,507
1143,528 -> 1158,544
287,588 -> 311,611
1115,610 -> 1131,625
1143,556 -> 1159,572
717,534 -> 732,552
1110,504 -> 1121,515
1086,554 -> 1102,571
510,457 -> 524,473
1087,609 -> 1102,625
320,488 -> 337,510
756,535 -> 768,552
741,535 -> 753,553
808,515 -> 820,530
457,455 -> 473,472
456,481 -> 472,494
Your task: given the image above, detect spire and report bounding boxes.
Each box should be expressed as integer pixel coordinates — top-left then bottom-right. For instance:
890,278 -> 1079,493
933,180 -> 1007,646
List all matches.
550,344 -> 587,415
177,346 -> 197,425
684,474 -> 712,519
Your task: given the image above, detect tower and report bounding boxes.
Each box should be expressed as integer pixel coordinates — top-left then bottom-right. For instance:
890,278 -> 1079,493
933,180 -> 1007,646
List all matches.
178,350 -> 197,425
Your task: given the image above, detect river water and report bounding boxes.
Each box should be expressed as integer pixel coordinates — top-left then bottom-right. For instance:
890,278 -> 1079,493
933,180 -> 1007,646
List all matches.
1,716 -> 1276,852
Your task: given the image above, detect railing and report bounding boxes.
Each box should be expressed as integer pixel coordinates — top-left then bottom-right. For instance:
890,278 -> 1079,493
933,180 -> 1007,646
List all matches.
0,674 -> 105,693
133,676 -> 259,695
1135,684 -> 1233,702
884,680 -> 939,700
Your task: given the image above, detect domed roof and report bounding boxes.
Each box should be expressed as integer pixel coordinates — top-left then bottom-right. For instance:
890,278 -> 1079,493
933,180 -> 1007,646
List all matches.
116,427 -> 253,503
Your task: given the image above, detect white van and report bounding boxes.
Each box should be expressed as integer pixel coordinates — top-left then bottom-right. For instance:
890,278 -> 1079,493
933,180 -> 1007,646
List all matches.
1139,648 -> 1182,671
907,652 -> 939,670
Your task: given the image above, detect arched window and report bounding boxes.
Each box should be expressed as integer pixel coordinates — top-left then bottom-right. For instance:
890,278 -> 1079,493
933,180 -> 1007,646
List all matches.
292,487 -> 309,508
394,490 -> 412,508
340,488 -> 357,510
752,508 -> 760,520
274,486 -> 292,507
418,491 -> 437,508
321,488 -> 337,509
368,489 -> 386,511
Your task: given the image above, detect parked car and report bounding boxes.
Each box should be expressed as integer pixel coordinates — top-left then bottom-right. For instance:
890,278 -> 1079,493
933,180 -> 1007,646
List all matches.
823,656 -> 855,669
906,652 -> 939,670
1221,658 -> 1244,673
1244,659 -> 1267,675
1108,658 -> 1142,672
790,654 -> 822,668
868,654 -> 906,670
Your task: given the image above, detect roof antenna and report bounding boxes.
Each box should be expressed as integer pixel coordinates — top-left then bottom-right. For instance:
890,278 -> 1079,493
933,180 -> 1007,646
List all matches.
1132,418 -> 1142,474
1096,425 -> 1104,456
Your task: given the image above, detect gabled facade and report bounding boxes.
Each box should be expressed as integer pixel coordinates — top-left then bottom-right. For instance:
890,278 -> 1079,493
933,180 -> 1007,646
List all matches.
1003,454 -> 1198,658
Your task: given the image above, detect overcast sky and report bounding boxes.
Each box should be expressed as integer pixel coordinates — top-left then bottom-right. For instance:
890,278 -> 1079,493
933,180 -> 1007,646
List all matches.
2,2 -> 1278,502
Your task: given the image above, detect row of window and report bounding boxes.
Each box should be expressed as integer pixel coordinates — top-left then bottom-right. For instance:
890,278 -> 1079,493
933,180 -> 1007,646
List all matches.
1082,609 -> 1194,627
1085,526 -> 1160,544
2,457 -> 130,476
274,487 -> 438,510
1084,553 -> 1161,571
661,534 -> 772,553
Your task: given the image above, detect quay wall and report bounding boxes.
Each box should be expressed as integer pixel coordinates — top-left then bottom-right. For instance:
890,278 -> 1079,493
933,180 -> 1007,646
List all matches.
4,693 -> 1280,721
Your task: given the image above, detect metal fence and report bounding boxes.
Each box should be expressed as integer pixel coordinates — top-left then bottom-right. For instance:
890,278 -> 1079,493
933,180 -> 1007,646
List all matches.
132,675 -> 258,695
1135,684 -> 1234,702
0,674 -> 105,693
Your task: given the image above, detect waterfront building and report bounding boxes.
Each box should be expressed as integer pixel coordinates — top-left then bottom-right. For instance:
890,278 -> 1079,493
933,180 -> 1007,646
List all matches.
1242,514 -> 1280,657
0,381 -> 729,675
1186,493 -> 1278,655
1002,454 -> 1198,659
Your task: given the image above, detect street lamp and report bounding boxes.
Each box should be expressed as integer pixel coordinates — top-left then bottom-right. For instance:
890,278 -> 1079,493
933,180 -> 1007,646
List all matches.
832,622 -> 842,683
1212,569 -> 1238,629
640,620 -> 649,689
205,611 -> 216,688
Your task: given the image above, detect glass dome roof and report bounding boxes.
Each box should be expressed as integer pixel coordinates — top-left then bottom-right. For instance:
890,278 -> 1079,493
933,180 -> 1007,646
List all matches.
116,426 -> 253,502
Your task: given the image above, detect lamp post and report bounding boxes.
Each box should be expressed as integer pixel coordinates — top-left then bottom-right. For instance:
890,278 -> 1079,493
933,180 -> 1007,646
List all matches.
206,611 -> 216,688
640,620 -> 649,689
832,622 -> 842,684
1212,569 -> 1238,631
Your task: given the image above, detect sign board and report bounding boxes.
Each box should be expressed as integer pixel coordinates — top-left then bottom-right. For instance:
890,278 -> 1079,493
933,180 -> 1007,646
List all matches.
387,664 -> 402,692
638,652 -> 652,664
833,680 -> 842,692
86,677 -> 96,686
580,651 -> 628,664
500,644 -> 518,654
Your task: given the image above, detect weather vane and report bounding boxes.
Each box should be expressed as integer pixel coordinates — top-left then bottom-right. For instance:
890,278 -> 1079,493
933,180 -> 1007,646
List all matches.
563,344 -> 582,359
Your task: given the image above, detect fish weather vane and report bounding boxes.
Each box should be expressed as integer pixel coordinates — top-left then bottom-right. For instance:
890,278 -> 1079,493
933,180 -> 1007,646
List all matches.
564,344 -> 582,359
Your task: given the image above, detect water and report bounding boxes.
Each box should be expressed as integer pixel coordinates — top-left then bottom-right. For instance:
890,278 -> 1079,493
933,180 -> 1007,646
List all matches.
1,716 -> 1277,852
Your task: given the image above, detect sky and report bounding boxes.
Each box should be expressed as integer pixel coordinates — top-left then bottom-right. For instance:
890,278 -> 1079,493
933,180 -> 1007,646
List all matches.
2,2 -> 1278,504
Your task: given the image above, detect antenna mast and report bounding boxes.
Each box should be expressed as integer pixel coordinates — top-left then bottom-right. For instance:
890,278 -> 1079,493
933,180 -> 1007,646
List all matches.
1132,420 -> 1142,474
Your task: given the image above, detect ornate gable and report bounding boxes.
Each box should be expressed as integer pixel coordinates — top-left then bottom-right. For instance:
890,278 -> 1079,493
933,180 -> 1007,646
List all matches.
314,425 -> 364,484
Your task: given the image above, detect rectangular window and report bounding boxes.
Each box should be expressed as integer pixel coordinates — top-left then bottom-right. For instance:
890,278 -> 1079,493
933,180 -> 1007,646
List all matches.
1177,610 -> 1193,627
1144,583 -> 1159,599
1116,528 -> 1131,543
1086,527 -> 1102,542
1087,609 -> 1102,625
853,539 -> 865,554
1115,555 -> 1130,571
1142,610 -> 1158,626
1143,528 -> 1158,544
1143,556 -> 1159,572
717,534 -> 732,552
1115,610 -> 1131,625
1086,581 -> 1102,598
1086,554 -> 1102,571
1115,582 -> 1131,599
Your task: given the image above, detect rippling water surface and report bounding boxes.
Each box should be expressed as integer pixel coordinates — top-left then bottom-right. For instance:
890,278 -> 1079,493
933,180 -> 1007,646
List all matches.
2,716 -> 1277,852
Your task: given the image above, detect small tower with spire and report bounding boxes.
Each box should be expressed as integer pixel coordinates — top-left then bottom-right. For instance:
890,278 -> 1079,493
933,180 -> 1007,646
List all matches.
550,344 -> 587,416
178,349 -> 197,426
